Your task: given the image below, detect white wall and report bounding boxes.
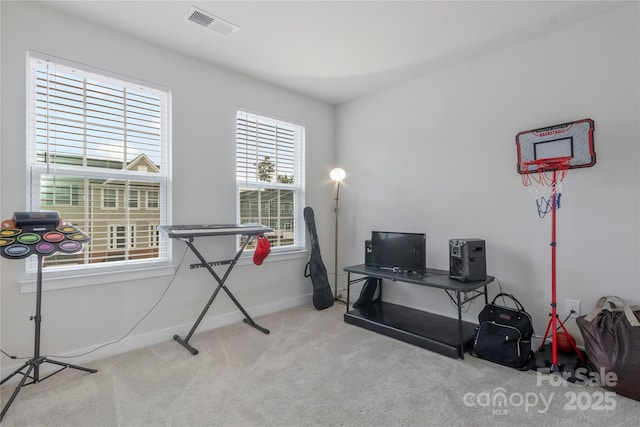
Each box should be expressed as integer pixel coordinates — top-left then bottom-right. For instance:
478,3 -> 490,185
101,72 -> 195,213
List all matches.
336,4 -> 640,343
1,1 -> 335,373
2,2 -> 638,376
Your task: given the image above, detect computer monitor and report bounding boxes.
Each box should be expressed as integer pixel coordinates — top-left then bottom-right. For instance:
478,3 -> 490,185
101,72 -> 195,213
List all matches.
370,231 -> 426,274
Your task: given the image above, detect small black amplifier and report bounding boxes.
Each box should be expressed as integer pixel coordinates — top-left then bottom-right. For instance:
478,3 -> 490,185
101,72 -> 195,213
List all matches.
365,239 -> 372,266
449,239 -> 486,282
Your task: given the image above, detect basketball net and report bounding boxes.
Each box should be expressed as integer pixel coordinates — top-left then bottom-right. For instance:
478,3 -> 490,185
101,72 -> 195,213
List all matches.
520,157 -> 571,218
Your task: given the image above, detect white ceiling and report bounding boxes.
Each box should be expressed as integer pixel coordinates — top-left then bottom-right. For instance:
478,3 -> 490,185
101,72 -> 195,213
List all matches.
42,1 -> 626,105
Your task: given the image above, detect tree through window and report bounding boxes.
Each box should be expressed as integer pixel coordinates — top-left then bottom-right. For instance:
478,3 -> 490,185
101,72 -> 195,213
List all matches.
236,111 -> 305,251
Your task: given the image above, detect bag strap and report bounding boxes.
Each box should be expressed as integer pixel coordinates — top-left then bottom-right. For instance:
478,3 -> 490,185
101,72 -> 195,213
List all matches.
624,305 -> 640,327
304,261 -> 311,278
583,296 -> 611,321
490,293 -> 526,312
584,296 -> 640,327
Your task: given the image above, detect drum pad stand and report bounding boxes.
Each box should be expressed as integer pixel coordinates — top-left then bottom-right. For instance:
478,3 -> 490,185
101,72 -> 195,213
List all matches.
0,255 -> 97,422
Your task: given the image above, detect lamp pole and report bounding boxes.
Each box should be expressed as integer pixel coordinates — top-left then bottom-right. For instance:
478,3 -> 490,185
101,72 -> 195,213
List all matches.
334,180 -> 341,301
329,168 -> 346,302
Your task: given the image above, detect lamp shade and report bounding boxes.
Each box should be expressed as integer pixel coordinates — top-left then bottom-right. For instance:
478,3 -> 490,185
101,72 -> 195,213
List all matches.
330,168 -> 346,182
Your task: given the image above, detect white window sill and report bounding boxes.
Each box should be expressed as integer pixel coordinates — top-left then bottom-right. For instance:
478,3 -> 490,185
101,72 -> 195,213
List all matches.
237,247 -> 308,266
19,264 -> 177,294
19,249 -> 309,293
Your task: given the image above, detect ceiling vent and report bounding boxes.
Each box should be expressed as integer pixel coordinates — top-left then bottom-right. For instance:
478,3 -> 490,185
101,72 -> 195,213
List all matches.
185,6 -> 239,37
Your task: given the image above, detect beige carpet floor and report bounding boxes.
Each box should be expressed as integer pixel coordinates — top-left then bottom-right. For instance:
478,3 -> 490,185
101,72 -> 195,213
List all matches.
2,303 -> 640,426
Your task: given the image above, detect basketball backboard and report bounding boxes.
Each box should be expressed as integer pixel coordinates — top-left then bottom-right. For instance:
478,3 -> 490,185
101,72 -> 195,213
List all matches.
516,119 -> 595,174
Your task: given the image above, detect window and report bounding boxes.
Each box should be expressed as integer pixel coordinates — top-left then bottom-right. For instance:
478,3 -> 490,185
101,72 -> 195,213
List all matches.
149,224 -> 160,247
41,178 -> 78,206
102,188 -> 118,209
27,52 -> 171,275
109,224 -> 136,249
236,111 -> 305,251
129,190 -> 140,209
146,190 -> 159,209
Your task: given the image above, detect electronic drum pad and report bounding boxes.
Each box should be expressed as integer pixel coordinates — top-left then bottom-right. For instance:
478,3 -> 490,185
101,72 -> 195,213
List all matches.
1,211 -> 90,259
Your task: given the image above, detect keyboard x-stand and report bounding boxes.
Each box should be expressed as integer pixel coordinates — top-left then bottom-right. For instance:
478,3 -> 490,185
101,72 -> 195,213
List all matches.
159,224 -> 274,355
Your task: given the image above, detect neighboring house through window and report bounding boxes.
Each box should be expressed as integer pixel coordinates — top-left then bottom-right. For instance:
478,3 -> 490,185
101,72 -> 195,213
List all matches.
26,52 -> 171,274
235,110 -> 305,251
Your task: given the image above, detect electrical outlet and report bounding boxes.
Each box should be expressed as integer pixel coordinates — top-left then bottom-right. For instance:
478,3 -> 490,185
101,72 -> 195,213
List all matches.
565,298 -> 581,318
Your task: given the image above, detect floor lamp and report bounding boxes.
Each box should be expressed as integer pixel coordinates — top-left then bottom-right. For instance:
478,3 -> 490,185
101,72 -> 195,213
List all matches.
330,167 -> 346,303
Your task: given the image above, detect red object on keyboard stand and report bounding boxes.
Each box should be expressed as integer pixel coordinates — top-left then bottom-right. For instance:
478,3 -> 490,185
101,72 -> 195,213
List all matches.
253,234 -> 271,265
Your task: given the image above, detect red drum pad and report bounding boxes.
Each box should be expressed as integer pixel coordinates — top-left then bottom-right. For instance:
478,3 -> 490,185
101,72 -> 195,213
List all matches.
43,231 -> 65,243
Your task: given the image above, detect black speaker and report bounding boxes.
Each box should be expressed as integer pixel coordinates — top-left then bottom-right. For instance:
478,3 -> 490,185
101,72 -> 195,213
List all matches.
365,239 -> 372,266
449,239 -> 486,282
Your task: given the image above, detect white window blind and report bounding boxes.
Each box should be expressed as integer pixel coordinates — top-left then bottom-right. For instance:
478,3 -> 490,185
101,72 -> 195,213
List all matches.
26,52 -> 171,274
236,110 -> 305,251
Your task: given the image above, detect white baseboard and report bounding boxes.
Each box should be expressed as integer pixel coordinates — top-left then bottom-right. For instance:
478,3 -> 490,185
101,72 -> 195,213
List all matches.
1,294 -> 310,384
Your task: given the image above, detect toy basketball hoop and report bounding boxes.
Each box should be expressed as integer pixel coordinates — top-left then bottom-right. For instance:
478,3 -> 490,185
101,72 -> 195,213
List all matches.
520,156 -> 571,218
516,119 -> 595,218
515,120 -> 595,373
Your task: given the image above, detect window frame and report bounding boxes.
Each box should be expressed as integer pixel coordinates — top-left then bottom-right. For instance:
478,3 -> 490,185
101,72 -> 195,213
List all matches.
235,110 -> 306,254
24,51 -> 172,286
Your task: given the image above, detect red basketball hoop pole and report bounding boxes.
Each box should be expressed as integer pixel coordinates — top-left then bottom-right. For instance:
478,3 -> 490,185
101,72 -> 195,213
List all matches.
521,157 -> 586,371
548,167 -> 561,367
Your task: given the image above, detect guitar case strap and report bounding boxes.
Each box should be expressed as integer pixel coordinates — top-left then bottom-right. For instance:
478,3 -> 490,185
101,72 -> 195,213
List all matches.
303,207 -> 334,310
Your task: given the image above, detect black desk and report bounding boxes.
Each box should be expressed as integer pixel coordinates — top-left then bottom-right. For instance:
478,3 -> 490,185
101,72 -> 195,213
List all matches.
343,264 -> 495,359
159,224 -> 273,355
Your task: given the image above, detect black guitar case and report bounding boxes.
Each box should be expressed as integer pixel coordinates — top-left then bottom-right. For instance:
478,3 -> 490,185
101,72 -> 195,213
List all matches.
303,207 -> 334,310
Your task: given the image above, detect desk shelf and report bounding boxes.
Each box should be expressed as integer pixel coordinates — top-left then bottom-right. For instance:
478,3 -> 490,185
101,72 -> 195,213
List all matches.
343,264 -> 495,359
344,301 -> 478,359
